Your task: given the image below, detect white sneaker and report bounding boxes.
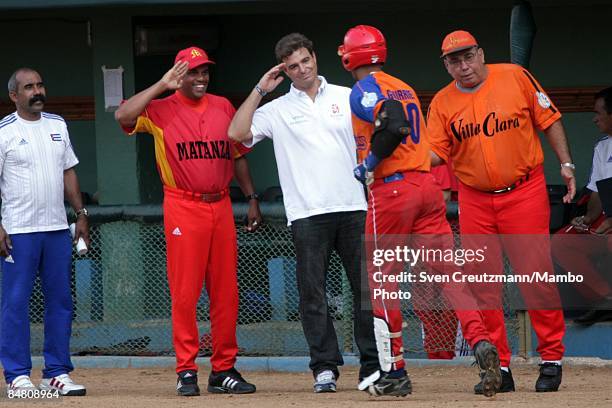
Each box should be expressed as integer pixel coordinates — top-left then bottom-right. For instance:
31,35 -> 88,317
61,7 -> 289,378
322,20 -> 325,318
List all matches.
39,374 -> 86,396
314,370 -> 336,393
7,375 -> 36,395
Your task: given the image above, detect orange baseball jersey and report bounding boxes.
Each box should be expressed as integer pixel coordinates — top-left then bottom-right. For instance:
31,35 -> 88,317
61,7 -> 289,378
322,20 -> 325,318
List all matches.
427,64 -> 562,191
350,71 -> 430,178
122,91 -> 249,193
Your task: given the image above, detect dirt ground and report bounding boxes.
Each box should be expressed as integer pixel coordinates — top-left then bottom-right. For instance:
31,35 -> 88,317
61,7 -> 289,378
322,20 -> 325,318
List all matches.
2,365 -> 611,407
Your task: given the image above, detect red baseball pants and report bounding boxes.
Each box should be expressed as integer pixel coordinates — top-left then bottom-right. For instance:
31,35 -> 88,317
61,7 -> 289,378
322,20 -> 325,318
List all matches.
163,186 -> 238,373
366,171 -> 490,371
458,166 -> 565,367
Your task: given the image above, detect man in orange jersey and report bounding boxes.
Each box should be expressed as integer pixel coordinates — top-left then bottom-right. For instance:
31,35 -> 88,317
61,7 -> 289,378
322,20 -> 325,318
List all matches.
428,30 -> 576,393
115,46 -> 261,397
338,25 -> 501,398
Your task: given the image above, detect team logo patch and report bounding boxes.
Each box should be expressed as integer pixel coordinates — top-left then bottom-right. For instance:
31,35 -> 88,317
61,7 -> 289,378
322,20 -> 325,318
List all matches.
536,92 -> 551,109
331,104 -> 339,114
50,133 -> 62,141
361,92 -> 378,108
370,55 -> 380,64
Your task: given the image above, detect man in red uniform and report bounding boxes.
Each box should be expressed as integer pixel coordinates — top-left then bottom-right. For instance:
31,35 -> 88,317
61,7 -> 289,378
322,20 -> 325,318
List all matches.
428,30 -> 576,393
115,46 -> 261,396
338,25 -> 501,398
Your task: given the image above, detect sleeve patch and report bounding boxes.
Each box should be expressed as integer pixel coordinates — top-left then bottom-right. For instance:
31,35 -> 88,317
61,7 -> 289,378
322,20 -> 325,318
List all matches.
536,91 -> 551,109
361,92 -> 379,108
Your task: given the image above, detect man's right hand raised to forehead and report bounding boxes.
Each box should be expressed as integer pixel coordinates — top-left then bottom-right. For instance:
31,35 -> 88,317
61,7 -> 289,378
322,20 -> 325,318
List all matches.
161,61 -> 189,91
256,63 -> 286,95
115,61 -> 190,128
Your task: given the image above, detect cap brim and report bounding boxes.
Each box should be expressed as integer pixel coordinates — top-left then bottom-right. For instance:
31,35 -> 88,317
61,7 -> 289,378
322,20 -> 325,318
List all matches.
190,60 -> 215,68
440,44 -> 478,58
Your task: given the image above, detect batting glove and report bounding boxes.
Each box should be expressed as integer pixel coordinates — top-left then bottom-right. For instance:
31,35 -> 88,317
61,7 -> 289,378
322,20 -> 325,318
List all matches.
353,153 -> 380,186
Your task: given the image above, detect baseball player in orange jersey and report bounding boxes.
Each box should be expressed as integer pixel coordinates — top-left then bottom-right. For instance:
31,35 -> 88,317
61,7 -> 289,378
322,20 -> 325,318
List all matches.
428,30 -> 577,393
338,25 -> 501,398
115,46 -> 261,396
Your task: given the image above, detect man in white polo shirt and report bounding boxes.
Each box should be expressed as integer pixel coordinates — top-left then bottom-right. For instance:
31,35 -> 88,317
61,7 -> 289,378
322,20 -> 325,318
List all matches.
228,33 -> 379,393
0,68 -> 89,396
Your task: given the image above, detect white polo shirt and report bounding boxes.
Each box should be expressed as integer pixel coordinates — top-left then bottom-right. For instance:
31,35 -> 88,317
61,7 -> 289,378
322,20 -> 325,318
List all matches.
0,112 -> 79,234
245,76 -> 367,224
587,135 -> 612,192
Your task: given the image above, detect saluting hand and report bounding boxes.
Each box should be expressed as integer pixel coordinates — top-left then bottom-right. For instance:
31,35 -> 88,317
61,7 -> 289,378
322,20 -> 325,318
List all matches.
256,63 -> 286,95
161,61 -> 189,91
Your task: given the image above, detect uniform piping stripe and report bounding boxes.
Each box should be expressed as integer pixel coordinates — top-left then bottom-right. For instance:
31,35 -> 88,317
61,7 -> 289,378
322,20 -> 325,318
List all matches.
521,70 -> 558,114
368,188 -> 398,370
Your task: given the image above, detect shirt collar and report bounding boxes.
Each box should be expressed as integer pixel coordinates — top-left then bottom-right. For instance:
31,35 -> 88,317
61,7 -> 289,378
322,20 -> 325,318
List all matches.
289,75 -> 327,98
175,90 -> 208,111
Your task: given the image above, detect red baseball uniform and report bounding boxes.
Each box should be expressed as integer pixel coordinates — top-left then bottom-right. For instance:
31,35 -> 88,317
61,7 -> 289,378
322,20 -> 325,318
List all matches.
351,71 -> 491,370
428,64 -> 566,367
123,91 -> 246,374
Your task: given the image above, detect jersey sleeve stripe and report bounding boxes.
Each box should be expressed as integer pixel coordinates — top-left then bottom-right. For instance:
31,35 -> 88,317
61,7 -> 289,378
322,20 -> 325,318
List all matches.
42,113 -> 66,122
521,70 -> 558,114
0,116 -> 17,130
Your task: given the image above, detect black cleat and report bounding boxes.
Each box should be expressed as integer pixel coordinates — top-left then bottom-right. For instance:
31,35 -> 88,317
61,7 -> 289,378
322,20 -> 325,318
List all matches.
177,370 -> 200,396
473,340 -> 502,397
475,368 -> 515,394
366,371 -> 412,397
535,363 -> 562,392
208,367 -> 256,394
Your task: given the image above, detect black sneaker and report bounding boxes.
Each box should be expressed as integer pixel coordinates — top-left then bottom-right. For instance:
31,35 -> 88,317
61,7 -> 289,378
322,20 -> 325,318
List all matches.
475,368 -> 515,394
208,367 -> 256,394
535,363 -> 562,392
473,340 -> 502,397
366,370 -> 412,397
177,370 -> 200,397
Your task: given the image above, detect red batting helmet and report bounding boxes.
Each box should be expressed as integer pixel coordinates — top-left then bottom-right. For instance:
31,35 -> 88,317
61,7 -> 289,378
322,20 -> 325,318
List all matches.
338,25 -> 387,71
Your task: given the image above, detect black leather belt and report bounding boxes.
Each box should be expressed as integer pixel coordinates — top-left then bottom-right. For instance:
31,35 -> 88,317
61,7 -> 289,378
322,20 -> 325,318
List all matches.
489,173 -> 530,194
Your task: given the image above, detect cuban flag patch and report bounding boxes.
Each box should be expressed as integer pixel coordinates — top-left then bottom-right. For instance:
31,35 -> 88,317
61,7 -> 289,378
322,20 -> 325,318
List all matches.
50,133 -> 62,141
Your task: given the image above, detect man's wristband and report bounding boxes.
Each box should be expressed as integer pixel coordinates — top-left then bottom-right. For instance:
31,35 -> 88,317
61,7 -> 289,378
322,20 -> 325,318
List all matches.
76,208 -> 89,218
561,162 -> 576,170
255,85 -> 268,97
246,193 -> 260,201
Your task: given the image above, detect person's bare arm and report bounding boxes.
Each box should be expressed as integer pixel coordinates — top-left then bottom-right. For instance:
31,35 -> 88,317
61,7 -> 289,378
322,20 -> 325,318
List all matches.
0,224 -> 12,257
228,63 -> 285,143
543,120 -> 576,203
115,61 -> 189,128
64,168 -> 90,247
234,156 -> 262,232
